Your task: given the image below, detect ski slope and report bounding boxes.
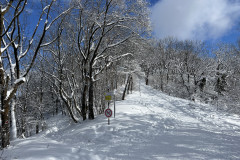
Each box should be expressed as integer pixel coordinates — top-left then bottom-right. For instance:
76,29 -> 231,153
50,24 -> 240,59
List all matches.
2,78 -> 240,160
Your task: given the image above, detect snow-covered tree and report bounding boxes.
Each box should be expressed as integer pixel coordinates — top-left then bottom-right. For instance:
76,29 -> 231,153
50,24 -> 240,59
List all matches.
0,0 -> 70,149
61,0 -> 151,120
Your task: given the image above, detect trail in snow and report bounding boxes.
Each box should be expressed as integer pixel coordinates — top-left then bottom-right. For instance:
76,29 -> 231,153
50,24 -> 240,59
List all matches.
2,73 -> 240,160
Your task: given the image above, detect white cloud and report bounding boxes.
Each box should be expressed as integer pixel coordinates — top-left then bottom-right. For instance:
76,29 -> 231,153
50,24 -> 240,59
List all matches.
151,0 -> 240,40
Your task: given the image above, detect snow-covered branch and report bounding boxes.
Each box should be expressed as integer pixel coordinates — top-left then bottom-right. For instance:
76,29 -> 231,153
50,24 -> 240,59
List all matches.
46,7 -> 73,31
1,0 -> 27,37
4,77 -> 25,102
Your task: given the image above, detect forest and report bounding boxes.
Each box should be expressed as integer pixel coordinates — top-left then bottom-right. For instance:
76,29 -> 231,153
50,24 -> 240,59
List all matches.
0,0 -> 240,149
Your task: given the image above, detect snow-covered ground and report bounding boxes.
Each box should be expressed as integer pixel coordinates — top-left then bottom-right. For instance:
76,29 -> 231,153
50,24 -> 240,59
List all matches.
2,76 -> 240,160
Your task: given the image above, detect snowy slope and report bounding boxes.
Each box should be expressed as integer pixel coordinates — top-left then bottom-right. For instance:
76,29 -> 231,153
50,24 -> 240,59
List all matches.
2,76 -> 240,160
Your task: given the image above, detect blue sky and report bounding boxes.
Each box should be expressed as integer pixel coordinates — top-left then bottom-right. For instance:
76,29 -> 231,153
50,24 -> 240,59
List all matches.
149,0 -> 240,44
25,0 -> 240,45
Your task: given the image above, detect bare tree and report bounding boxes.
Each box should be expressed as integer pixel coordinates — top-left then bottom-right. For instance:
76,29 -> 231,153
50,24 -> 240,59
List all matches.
0,0 -> 70,149
60,0 -> 151,120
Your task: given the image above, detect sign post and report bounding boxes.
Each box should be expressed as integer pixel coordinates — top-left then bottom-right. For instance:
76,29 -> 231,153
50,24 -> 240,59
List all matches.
104,91 -> 115,124
105,108 -> 112,125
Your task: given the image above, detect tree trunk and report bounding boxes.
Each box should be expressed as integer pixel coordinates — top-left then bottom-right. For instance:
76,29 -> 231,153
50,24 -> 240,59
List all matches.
21,85 -> 28,138
88,81 -> 94,120
160,73 -> 163,91
181,74 -> 190,96
145,69 -> 149,85
10,97 -> 17,140
127,76 -> 132,94
166,71 -> 169,84
59,88 -> 78,123
81,84 -> 87,121
1,102 -> 10,149
36,123 -> 39,134
122,74 -> 131,100
130,77 -> 133,93
62,99 -> 78,123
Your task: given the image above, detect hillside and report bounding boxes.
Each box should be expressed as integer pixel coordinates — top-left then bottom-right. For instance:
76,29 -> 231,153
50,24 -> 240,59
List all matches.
2,76 -> 240,160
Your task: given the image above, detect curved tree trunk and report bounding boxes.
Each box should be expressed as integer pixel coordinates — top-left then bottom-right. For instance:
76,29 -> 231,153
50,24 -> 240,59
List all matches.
59,91 -> 78,123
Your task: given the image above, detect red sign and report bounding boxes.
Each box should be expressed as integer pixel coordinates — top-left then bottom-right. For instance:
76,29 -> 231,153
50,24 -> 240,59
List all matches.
105,108 -> 112,118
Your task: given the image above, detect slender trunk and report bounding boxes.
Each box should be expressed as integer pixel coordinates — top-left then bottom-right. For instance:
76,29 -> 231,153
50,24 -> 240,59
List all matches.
130,77 -> 133,94
127,76 -> 132,94
88,80 -> 94,120
160,73 -> 163,91
59,87 -> 78,123
62,99 -> 78,123
81,84 -> 87,121
21,84 -> 28,137
122,74 -> 131,100
193,75 -> 198,94
59,64 -> 78,122
166,70 -> 169,84
36,123 -> 39,134
145,69 -> 149,85
10,97 -> 17,140
56,99 -> 58,115
81,59 -> 88,120
21,118 -> 25,137
115,74 -> 118,90
181,74 -> 190,96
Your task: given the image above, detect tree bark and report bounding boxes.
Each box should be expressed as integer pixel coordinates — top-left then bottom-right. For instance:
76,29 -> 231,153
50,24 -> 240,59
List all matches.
61,96 -> 78,123
1,102 -> 10,148
10,97 -> 17,140
145,69 -> 149,85
122,74 -> 131,100
81,84 -> 87,121
88,81 -> 94,120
